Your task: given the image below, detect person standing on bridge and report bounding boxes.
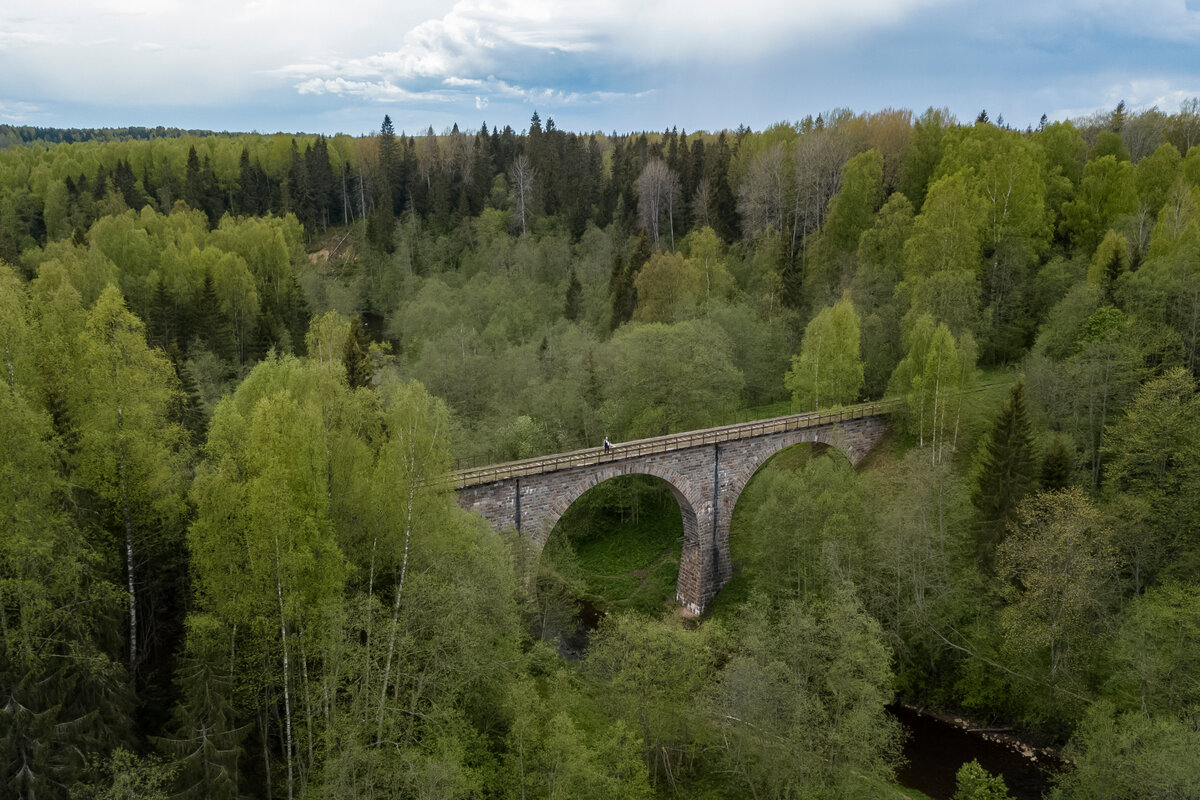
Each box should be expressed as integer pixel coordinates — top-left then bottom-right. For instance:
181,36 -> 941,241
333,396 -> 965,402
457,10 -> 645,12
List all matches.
603,435 -> 614,452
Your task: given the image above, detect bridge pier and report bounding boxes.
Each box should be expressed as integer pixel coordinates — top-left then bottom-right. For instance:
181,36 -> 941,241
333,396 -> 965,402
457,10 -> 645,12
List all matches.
456,412 -> 891,615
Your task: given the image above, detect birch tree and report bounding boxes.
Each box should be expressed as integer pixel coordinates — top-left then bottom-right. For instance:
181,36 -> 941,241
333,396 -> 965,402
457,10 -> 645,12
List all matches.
74,286 -> 189,671
785,292 -> 864,410
637,158 -> 679,249
510,153 -> 536,235
888,314 -> 976,465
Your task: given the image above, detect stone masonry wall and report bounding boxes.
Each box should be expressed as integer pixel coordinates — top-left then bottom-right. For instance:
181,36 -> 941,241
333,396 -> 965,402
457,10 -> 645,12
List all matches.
457,415 -> 889,614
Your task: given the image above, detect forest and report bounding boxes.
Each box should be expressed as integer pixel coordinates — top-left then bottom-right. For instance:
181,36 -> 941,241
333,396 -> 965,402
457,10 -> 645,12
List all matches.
2,99 -> 1200,798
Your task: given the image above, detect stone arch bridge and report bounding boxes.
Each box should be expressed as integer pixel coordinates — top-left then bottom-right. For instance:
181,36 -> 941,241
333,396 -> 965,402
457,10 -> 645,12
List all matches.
455,399 -> 899,615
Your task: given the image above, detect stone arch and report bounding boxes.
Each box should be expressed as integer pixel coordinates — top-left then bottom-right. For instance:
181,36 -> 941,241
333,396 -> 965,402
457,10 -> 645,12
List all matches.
721,427 -> 862,521
531,464 -> 701,551
529,464 -> 705,610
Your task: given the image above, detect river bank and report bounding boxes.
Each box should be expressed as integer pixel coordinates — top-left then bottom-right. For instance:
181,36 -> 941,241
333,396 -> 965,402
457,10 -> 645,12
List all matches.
889,703 -> 1063,799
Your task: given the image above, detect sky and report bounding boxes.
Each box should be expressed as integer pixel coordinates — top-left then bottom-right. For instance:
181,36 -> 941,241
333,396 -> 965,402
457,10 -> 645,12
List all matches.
1,0 -> 1199,136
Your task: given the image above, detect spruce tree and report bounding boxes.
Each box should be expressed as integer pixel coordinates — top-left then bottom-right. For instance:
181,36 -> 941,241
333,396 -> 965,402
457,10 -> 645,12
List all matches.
1040,434 -> 1073,491
147,277 -> 175,351
167,343 -> 207,446
564,268 -> 582,322
157,656 -> 247,800
193,272 -> 234,362
342,315 -> 372,388
972,380 -> 1036,567
184,146 -> 203,210
608,251 -> 629,331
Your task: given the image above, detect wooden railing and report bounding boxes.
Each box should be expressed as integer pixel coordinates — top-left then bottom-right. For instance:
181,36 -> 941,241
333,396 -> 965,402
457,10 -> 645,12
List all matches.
452,396 -> 905,489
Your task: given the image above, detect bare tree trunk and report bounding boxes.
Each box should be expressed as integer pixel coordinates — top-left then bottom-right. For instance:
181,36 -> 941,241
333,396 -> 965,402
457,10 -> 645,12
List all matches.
260,705 -> 273,800
510,154 -> 535,236
118,406 -> 137,670
377,483 -> 415,743
274,541 -> 295,800
299,628 -> 314,782
364,516 -> 379,725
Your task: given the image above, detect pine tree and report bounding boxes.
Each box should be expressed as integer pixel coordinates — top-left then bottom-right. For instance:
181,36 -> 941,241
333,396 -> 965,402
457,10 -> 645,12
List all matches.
94,163 -> 109,201
972,380 -> 1036,567
236,147 -> 254,215
564,268 -> 582,322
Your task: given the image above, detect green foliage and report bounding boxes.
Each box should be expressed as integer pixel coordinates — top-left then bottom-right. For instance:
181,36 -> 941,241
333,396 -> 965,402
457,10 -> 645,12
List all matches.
1102,367 -> 1200,582
806,149 -> 884,307
952,759 -> 1014,800
1104,582 -> 1200,717
0,340 -> 134,798
899,107 -> 953,209
632,251 -> 695,323
997,489 -> 1118,711
1059,156 -> 1138,255
1051,701 -> 1200,800
76,748 -> 175,800
586,614 -> 722,790
733,451 -> 868,603
342,314 -> 372,388
563,267 -> 582,321
889,314 -> 976,462
6,107 -> 1200,797
785,292 -> 864,410
901,171 -> 986,334
711,587 -> 901,797
1086,229 -> 1129,300
972,381 -> 1036,570
603,319 -> 744,438
1040,434 -> 1073,490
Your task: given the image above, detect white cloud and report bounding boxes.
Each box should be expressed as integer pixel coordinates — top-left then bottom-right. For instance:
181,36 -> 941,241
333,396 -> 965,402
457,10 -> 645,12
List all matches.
0,30 -> 53,47
0,99 -> 43,122
1051,77 -> 1200,121
297,69 -> 649,109
1,0 -> 1198,131
1112,79 -> 1200,112
295,77 -> 452,103
276,0 -> 955,102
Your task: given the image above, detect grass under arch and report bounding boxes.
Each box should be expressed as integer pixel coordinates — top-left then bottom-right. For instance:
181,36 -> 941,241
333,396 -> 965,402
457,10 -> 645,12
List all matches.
540,474 -> 684,615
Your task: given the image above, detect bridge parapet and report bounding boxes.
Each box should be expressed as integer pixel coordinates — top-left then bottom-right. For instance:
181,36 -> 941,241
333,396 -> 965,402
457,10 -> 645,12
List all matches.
455,403 -> 898,614
453,396 -> 903,490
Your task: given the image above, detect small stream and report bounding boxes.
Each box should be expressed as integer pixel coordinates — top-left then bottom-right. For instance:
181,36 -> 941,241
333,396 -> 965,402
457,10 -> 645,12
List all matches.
889,704 -> 1061,799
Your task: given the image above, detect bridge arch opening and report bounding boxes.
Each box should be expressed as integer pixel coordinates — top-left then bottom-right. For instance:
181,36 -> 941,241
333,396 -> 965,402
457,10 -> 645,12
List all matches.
718,440 -> 867,612
534,474 -> 693,650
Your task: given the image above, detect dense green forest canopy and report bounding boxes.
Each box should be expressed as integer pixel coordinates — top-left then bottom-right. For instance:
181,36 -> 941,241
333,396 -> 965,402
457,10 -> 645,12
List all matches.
0,125 -> 248,148
3,100 -> 1200,798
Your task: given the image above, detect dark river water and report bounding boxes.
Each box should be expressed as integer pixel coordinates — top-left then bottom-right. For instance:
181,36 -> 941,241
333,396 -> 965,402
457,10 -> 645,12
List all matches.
889,704 -> 1061,799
